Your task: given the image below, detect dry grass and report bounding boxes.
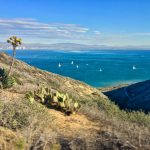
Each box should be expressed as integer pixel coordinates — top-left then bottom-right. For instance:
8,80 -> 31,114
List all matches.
1,52 -> 150,149
0,127 -> 25,150
80,100 -> 150,149
0,99 -> 59,150
1,95 -> 150,149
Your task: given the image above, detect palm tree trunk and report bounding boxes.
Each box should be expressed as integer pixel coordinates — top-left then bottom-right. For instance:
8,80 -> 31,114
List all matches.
8,46 -> 16,76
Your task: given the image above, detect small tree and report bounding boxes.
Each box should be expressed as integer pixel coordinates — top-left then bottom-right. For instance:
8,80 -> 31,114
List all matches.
7,36 -> 22,76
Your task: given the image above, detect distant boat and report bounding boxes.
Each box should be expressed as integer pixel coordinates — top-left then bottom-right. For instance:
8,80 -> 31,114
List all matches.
99,68 -> 103,72
76,65 -> 79,69
58,63 -> 61,68
133,65 -> 136,70
71,61 -> 74,65
86,64 -> 89,66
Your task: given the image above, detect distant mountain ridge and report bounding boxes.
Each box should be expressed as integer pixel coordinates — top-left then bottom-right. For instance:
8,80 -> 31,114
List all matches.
1,42 -> 150,50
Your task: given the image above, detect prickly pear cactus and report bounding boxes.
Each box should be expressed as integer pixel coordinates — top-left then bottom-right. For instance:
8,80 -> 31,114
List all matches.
26,91 -> 35,104
26,87 -> 80,115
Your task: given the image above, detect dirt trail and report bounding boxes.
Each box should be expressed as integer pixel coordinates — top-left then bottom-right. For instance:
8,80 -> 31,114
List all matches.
0,88 -> 101,139
49,109 -> 101,138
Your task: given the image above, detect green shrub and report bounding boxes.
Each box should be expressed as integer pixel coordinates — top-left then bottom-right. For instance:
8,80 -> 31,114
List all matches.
0,99 -> 51,130
126,111 -> 150,126
0,68 -> 17,88
96,98 -> 150,127
15,138 -> 25,150
0,68 -> 7,77
2,76 -> 17,88
0,99 -> 55,149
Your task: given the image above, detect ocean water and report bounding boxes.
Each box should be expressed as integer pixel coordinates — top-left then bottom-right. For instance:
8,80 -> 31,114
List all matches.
2,50 -> 150,87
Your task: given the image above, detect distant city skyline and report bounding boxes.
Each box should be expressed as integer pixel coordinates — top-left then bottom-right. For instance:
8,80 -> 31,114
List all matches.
0,0 -> 150,47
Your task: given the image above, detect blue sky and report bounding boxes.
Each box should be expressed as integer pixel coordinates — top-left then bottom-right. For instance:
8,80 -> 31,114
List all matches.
0,0 -> 150,46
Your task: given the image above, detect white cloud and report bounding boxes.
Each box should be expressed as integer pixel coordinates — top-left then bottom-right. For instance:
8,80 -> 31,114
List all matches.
94,30 -> 101,35
0,18 -> 89,36
0,18 -> 150,46
0,18 -> 91,44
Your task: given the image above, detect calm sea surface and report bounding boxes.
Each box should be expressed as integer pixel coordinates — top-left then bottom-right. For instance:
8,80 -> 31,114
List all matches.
2,50 -> 150,87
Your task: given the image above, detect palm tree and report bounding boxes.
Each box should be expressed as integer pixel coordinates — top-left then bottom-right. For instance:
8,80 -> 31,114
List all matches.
7,36 -> 22,76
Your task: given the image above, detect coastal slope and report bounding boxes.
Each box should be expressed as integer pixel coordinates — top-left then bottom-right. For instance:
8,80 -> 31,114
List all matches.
104,80 -> 150,112
0,52 -> 106,101
0,52 -> 150,150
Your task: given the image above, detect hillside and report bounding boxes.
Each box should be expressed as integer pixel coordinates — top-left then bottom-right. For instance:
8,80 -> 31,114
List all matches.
0,52 -> 150,150
0,52 -> 107,101
104,80 -> 150,112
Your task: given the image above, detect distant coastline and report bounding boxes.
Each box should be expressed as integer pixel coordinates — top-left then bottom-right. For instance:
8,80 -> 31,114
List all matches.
1,42 -> 150,50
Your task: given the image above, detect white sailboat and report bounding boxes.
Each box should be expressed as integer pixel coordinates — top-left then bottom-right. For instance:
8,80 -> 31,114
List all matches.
76,65 -> 79,69
58,63 -> 61,68
71,61 -> 74,65
132,65 -> 136,70
99,68 -> 103,72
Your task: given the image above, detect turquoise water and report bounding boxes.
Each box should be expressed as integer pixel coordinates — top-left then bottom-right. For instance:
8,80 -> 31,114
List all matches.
3,50 -> 150,87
